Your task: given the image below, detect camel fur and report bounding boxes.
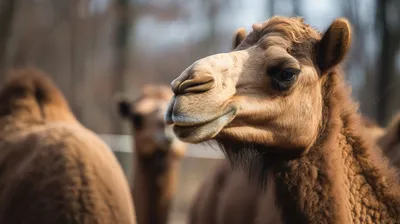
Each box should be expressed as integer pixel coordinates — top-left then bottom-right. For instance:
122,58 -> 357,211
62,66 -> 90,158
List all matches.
188,114 -> 398,224
0,68 -> 136,224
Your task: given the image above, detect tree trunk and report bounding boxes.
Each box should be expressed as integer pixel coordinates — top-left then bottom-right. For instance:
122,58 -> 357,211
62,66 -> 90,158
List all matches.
268,0 -> 276,17
376,0 -> 400,126
0,0 -> 18,79
113,0 -> 134,134
292,0 -> 302,16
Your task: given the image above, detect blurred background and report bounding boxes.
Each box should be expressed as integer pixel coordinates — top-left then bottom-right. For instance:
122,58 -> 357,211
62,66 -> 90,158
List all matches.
0,0 -> 399,223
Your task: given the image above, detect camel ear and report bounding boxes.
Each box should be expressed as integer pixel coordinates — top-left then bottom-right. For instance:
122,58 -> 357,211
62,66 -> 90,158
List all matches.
232,28 -> 247,50
114,94 -> 132,118
316,18 -> 352,73
117,100 -> 131,118
389,115 -> 400,141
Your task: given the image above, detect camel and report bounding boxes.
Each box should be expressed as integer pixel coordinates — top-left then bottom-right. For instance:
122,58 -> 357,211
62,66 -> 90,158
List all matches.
0,68 -> 136,224
165,16 -> 400,223
187,35 -> 394,224
117,85 -> 186,224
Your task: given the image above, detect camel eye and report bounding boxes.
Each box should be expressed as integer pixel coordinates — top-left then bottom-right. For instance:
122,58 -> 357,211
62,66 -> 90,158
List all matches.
132,113 -> 144,129
270,67 -> 300,91
278,68 -> 300,82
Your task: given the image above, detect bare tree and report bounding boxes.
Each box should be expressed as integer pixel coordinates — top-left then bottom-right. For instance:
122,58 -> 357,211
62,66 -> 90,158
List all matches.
292,0 -> 302,16
0,0 -> 18,78
268,0 -> 276,17
113,0 -> 135,133
376,0 -> 400,125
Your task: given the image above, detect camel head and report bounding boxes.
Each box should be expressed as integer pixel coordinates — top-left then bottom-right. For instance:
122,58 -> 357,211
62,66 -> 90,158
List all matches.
165,16 -> 352,153
0,68 -> 77,124
118,85 -> 186,158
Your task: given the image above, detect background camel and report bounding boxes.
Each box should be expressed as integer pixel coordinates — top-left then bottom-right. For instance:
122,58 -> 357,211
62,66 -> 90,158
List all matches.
0,68 -> 136,223
117,85 -> 186,224
166,16 -> 400,223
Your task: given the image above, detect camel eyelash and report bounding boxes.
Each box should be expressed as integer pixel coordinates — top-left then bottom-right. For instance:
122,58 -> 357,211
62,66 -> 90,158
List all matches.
271,77 -> 293,91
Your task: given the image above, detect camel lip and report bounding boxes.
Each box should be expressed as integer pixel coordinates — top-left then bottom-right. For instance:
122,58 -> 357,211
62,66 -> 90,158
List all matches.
171,107 -> 237,127
172,109 -> 237,143
164,96 -> 237,127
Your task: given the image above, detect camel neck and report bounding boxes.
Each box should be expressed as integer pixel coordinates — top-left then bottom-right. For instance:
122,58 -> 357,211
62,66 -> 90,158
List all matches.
271,74 -> 400,224
132,148 -> 178,224
272,122 -> 400,223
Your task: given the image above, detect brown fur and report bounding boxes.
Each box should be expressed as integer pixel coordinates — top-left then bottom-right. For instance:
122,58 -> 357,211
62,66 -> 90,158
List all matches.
167,16 -> 400,223
118,85 -> 186,224
189,116 -> 394,224
0,68 -> 136,223
188,160 -> 260,224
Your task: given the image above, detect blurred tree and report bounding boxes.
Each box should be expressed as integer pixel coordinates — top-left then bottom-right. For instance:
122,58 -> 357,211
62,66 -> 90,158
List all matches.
0,0 -> 18,78
268,0 -> 276,17
292,0 -> 302,16
113,0 -> 135,133
204,0 -> 230,54
342,0 -> 372,110
376,0 -> 400,125
70,0 -> 88,120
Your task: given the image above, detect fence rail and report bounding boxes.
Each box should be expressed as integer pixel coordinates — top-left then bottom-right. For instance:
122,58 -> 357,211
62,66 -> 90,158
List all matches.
99,134 -> 225,159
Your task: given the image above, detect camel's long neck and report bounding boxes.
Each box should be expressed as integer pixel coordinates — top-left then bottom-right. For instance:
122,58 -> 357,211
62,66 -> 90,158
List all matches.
272,74 -> 400,224
132,146 -> 178,224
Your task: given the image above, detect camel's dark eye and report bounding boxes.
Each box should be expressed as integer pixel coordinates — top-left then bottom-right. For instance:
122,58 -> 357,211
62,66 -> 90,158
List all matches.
132,113 -> 144,129
278,68 -> 300,82
270,67 -> 301,91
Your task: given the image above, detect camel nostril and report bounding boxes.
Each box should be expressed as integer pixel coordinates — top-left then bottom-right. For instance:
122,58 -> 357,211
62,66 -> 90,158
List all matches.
171,79 -> 182,95
177,74 -> 215,94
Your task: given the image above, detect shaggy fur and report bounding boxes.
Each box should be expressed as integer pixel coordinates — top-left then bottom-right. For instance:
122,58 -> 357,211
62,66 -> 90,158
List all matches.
168,16 -> 400,223
0,68 -> 136,224
189,115 -> 395,224
118,85 -> 186,224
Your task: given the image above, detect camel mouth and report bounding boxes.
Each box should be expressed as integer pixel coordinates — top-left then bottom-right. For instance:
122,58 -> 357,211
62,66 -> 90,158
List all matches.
171,108 -> 237,143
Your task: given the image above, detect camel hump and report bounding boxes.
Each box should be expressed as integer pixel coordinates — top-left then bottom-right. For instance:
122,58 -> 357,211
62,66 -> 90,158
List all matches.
0,124 -> 136,223
0,68 -> 75,122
